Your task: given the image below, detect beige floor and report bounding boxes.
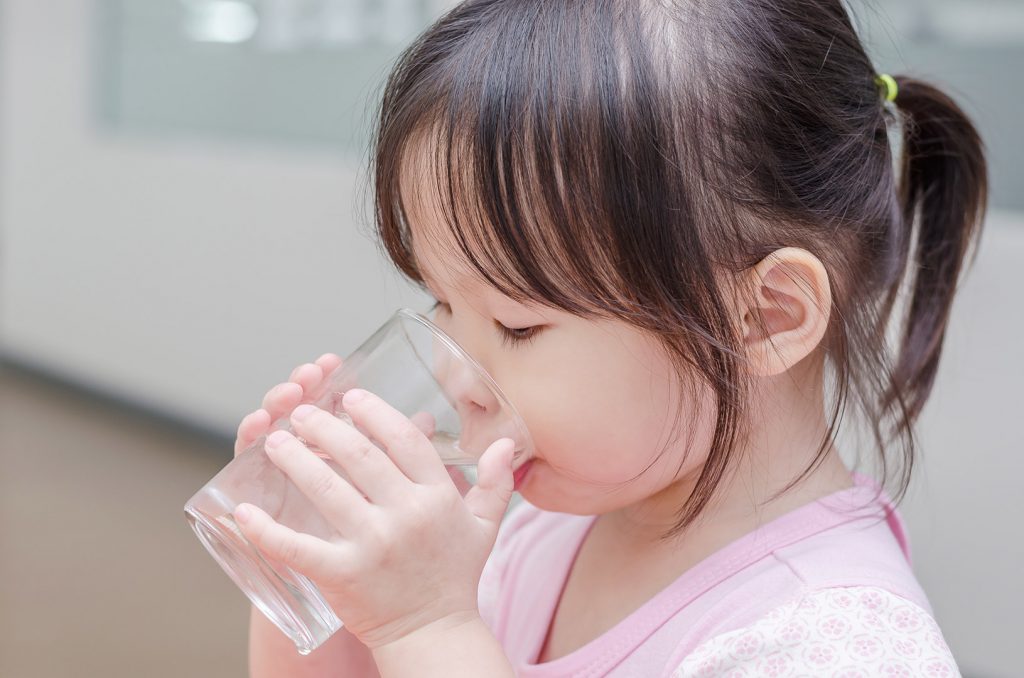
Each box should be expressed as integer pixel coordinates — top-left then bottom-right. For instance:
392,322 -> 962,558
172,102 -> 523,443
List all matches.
0,364 -> 250,677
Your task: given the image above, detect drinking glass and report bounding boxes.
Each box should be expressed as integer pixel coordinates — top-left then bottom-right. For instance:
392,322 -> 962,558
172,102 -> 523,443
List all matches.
183,307 -> 534,654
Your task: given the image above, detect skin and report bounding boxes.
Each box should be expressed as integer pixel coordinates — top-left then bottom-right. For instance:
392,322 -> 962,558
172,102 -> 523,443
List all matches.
403,183 -> 855,660
235,358 -> 507,675
234,193 -> 855,675
404,185 -> 855,545
236,356 -> 382,678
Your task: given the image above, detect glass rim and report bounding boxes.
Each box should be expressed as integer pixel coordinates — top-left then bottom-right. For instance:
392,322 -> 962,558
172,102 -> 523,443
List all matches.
395,306 -> 534,457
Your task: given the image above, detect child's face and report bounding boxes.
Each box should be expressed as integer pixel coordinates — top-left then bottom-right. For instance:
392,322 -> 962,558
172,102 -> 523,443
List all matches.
407,226 -> 716,519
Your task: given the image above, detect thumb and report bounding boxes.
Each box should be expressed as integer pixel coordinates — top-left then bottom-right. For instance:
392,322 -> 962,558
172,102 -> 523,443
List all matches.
463,438 -> 516,527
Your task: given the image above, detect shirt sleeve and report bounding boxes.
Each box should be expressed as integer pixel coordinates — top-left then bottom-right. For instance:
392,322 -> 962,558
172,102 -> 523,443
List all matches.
671,585 -> 962,677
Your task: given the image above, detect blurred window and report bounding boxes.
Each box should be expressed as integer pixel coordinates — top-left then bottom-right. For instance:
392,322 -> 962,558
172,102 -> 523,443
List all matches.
97,0 -> 458,156
98,0 -> 1021,209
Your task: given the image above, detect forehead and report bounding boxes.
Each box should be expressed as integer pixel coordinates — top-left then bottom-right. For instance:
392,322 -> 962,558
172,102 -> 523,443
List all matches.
404,213 -> 494,315
399,137 -> 491,296
409,230 -> 477,296
396,127 -> 552,315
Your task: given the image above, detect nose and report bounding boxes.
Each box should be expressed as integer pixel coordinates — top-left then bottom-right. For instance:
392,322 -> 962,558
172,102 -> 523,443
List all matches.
433,339 -> 499,418
431,335 -> 514,459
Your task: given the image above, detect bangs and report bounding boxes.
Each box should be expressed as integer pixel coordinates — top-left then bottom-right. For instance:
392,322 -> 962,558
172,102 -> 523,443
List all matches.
371,1 -> 704,323
393,116 -> 625,316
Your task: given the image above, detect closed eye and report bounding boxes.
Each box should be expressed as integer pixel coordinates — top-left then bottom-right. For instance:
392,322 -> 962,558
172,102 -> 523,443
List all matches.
495,322 -> 541,347
430,300 -> 542,348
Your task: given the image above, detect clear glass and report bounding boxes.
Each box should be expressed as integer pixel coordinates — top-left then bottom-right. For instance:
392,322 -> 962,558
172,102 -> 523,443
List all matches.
183,307 -> 534,655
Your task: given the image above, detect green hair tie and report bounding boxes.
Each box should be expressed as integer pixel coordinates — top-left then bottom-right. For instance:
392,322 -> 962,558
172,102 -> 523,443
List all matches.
875,73 -> 898,102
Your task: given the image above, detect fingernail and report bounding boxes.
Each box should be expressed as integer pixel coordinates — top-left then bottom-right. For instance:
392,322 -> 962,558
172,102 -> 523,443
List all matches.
266,430 -> 290,448
501,438 -> 516,460
344,389 -> 367,404
234,504 -> 252,523
292,404 -> 317,421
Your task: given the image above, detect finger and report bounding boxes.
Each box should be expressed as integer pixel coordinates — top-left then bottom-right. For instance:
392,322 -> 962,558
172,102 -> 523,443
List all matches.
299,354 -> 346,407
313,353 -> 343,376
409,411 -> 436,438
235,408 -> 272,457
411,412 -> 467,492
463,438 -> 516,527
447,467 -> 472,496
262,382 -> 304,421
340,390 -> 449,485
262,430 -> 370,535
289,404 -> 411,503
288,362 -> 324,391
233,502 -> 338,581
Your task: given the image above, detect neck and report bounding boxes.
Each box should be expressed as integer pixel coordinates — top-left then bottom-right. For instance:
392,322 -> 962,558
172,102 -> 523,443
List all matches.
602,351 -> 853,548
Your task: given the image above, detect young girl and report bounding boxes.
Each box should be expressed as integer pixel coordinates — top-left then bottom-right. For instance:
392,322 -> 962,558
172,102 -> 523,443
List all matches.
233,1 -> 985,675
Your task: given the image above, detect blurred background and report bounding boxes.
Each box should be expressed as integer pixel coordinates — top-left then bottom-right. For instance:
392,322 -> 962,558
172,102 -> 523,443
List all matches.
0,1 -> 1019,676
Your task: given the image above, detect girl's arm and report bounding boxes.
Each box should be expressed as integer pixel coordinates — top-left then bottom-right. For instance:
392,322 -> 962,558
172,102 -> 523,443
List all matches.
249,606 -> 380,678
369,613 -> 514,678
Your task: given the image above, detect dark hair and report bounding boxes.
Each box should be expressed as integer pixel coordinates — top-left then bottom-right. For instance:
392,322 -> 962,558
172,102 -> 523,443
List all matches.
368,0 -> 987,538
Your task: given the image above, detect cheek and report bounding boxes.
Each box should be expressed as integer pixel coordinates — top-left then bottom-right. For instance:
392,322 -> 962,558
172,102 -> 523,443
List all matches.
524,380 -> 718,516
510,330 -> 687,485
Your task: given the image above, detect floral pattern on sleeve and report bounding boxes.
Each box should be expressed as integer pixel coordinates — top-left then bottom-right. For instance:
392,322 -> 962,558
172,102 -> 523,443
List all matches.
673,586 -> 961,677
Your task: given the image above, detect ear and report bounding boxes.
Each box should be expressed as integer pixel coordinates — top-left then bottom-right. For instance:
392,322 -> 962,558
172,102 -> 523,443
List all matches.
734,247 -> 832,377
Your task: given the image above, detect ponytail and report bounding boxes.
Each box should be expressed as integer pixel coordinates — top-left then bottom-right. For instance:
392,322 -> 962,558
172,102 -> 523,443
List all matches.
883,77 -> 988,425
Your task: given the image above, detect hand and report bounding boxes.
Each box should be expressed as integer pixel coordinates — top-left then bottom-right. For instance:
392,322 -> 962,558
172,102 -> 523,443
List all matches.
231,388 -> 516,649
233,354 -> 472,494
234,352 -> 344,460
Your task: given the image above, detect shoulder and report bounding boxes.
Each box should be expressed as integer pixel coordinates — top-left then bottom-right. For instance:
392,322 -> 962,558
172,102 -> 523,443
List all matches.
769,472 -> 936,613
670,585 -> 961,677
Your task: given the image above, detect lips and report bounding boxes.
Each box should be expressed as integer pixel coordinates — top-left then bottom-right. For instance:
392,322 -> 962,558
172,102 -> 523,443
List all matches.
513,460 -> 535,491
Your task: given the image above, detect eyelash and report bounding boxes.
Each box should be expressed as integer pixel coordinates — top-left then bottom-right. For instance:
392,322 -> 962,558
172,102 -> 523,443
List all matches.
430,300 -> 541,347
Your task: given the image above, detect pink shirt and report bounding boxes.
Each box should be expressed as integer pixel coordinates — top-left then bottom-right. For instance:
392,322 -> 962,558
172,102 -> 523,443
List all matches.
477,471 -> 961,676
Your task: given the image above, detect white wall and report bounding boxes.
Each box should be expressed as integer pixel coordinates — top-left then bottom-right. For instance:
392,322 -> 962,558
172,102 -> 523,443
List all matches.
904,211 -> 1023,676
0,1 -> 1018,675
0,0 -> 429,434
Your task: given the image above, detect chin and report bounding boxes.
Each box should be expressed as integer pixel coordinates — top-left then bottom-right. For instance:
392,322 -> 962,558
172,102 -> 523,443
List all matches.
520,494 -> 586,514
516,477 -> 617,516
